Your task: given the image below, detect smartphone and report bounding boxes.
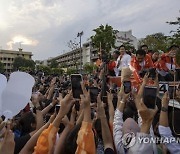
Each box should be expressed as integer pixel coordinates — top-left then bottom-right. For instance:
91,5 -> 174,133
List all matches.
71,74 -> 83,99
90,87 -> 99,103
123,81 -> 131,94
143,86 -> 157,109
54,88 -> 59,98
148,68 -> 156,80
75,101 -> 80,111
55,105 -> 61,113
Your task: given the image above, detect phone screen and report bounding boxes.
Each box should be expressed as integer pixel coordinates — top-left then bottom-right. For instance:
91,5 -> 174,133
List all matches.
123,81 -> 131,94
143,86 -> 157,109
55,105 -> 60,113
90,87 -> 99,103
71,74 -> 83,99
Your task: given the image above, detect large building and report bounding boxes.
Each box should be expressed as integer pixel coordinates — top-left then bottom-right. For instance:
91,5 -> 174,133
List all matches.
0,48 -> 32,73
115,30 -> 138,49
48,30 -> 138,70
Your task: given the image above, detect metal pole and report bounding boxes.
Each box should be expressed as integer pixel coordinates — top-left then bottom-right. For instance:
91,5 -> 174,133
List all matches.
77,31 -> 83,74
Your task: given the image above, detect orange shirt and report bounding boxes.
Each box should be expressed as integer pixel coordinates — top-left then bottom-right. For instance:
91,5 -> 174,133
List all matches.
33,124 -> 59,154
159,53 -> 178,71
108,61 -> 116,71
76,121 -> 96,154
130,54 -> 154,83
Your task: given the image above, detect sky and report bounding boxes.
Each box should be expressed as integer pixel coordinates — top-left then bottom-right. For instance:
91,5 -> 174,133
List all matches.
0,0 -> 179,60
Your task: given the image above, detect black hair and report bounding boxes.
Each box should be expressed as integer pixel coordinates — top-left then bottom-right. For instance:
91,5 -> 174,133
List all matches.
123,107 -> 134,121
169,45 -> 179,51
140,45 -> 148,49
113,50 -> 120,55
136,49 -> 146,56
119,45 -> 126,50
19,112 -> 36,135
63,123 -> 82,154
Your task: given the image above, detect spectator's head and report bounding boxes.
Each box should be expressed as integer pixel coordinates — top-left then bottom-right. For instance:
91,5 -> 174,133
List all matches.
122,118 -> 140,135
113,50 -> 120,60
119,45 -> 126,55
140,45 -> 148,53
135,50 -> 146,63
19,112 -> 36,135
152,51 -> 159,62
168,45 -> 179,57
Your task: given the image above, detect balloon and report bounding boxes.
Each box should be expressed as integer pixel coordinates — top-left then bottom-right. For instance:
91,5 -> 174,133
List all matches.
1,72 -> 35,119
0,74 -> 7,115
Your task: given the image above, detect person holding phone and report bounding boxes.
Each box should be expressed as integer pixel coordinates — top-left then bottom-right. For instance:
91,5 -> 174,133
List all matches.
158,45 -> 179,81
159,92 -> 180,154
130,49 -> 154,84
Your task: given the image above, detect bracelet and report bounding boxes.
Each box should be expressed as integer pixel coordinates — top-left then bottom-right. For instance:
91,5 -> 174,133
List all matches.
49,103 -> 54,107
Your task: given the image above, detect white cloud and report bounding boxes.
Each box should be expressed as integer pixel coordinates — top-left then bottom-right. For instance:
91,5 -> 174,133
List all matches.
0,0 -> 179,60
6,35 -> 39,49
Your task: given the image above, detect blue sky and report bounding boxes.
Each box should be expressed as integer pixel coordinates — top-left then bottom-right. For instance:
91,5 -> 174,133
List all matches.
0,0 -> 179,60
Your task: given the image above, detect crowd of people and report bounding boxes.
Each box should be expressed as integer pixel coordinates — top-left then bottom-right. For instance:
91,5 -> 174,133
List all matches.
0,44 -> 180,154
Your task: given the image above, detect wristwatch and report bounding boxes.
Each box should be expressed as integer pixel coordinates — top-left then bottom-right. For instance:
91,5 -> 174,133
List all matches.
161,107 -> 168,112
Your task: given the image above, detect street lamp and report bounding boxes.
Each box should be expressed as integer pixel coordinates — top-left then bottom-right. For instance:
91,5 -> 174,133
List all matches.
77,31 -> 83,74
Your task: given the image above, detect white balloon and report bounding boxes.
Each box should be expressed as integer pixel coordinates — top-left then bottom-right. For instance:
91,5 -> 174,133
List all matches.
1,72 -> 35,119
0,74 -> 7,115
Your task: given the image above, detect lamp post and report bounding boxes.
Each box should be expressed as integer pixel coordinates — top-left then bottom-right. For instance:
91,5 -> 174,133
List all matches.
77,31 -> 83,74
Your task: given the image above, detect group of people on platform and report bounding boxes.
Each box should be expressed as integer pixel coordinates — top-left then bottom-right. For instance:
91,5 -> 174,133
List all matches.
96,44 -> 179,83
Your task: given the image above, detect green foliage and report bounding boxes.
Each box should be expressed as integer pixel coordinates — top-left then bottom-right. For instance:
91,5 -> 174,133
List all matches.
83,63 -> 97,74
36,65 -> 52,75
49,59 -> 59,68
51,68 -> 64,75
122,42 -> 136,51
91,24 -> 117,53
0,61 -> 4,73
67,68 -> 77,75
139,33 -> 169,52
167,16 -> 180,45
13,57 -> 35,70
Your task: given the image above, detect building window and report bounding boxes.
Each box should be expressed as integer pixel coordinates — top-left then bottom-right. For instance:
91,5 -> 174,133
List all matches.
8,58 -> 11,61
4,57 -> 7,60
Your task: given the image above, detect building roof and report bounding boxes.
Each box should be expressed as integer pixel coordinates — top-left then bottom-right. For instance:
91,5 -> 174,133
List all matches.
0,49 -> 33,55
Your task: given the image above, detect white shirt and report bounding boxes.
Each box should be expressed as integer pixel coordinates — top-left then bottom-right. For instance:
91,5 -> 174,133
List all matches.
159,125 -> 180,154
117,53 -> 131,71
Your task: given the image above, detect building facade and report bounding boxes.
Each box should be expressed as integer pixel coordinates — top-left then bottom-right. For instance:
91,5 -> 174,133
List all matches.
115,30 -> 138,49
48,30 -> 138,70
0,48 -> 32,73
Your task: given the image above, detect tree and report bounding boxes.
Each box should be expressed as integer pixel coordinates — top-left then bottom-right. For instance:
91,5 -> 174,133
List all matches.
13,57 -> 35,71
49,59 -> 59,68
51,68 -> 64,75
167,15 -> 180,45
67,68 -> 77,75
36,65 -> 52,75
0,61 -> 4,73
139,33 -> 169,51
91,24 -> 117,53
83,63 -> 97,74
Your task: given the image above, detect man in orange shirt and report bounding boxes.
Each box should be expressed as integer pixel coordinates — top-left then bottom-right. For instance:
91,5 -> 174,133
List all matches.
130,49 -> 154,83
158,45 -> 179,81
